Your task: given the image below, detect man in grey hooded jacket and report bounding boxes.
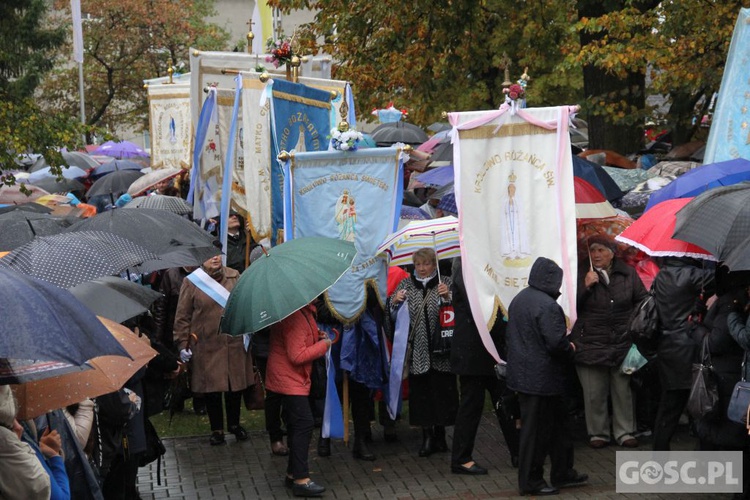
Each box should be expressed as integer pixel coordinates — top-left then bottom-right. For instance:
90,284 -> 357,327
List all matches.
507,257 -> 588,496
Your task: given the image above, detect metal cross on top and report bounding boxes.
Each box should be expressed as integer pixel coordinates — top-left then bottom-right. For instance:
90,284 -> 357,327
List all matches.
246,17 -> 255,53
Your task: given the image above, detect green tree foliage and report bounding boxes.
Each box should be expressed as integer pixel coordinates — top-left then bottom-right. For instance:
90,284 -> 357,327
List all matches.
41,0 -> 231,133
271,0 -> 583,126
0,0 -> 88,183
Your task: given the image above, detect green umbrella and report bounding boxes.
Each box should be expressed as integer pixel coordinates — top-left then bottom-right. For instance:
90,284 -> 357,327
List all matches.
221,237 -> 356,335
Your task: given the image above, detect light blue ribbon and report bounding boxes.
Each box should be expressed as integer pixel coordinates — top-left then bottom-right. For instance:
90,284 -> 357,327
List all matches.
218,76 -> 242,265
322,348 -> 344,438
188,88 -> 216,211
186,268 -> 228,308
387,300 -> 410,420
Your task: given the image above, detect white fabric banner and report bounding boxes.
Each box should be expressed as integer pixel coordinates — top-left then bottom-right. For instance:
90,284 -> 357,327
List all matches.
147,83 -> 191,171
70,0 -> 83,63
215,88 -> 246,218
450,105 -> 579,361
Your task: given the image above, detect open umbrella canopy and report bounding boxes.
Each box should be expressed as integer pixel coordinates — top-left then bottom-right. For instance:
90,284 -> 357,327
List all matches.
572,156 -> 624,202
0,267 -> 130,365
92,159 -> 144,178
377,216 -> 459,267
92,140 -> 150,159
67,208 -> 218,271
0,184 -> 50,205
0,231 -> 160,289
645,158 -> 750,211
29,177 -> 85,196
69,276 -> 163,323
27,166 -> 87,183
86,169 -> 144,199
371,122 -> 429,146
126,167 -> 182,196
576,215 -> 634,262
221,237 -> 356,335
0,358 -> 93,386
616,197 -> 715,260
673,182 -> 750,261
123,194 -> 192,215
574,177 -> 617,219
0,211 -> 74,251
410,165 -> 454,189
11,317 -> 157,419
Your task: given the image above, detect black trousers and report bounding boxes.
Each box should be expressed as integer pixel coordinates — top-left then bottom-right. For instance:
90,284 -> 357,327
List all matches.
451,374 -> 520,466
102,452 -> 141,500
256,356 -> 285,442
653,388 -> 690,451
517,393 -> 574,494
282,395 -> 315,479
205,390 -> 242,432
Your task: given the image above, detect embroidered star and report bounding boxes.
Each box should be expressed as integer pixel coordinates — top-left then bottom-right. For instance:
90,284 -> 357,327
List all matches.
744,106 -> 749,114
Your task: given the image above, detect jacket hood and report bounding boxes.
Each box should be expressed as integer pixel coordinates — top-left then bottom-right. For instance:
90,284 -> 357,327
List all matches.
528,257 -> 563,298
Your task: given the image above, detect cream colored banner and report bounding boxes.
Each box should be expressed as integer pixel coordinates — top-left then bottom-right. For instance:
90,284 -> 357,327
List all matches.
453,107 -> 578,331
148,83 -> 191,170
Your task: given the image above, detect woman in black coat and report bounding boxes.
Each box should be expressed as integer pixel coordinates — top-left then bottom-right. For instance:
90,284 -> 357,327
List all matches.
449,258 -> 519,474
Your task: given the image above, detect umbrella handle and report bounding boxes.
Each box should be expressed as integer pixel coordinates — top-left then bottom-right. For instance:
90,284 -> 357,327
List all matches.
187,332 -> 198,350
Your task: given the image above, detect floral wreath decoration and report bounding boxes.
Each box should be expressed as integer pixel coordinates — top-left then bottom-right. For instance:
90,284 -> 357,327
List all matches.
265,34 -> 296,68
329,123 -> 364,152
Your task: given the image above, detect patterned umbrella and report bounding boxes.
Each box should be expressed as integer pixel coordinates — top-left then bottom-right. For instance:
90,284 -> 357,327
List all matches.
576,215 -> 634,262
0,211 -> 73,251
69,276 -> 163,323
0,231 -> 160,288
574,177 -> 617,219
11,317 -> 157,419
0,184 -> 50,204
616,197 -> 715,260
123,195 -> 192,215
377,216 -> 459,266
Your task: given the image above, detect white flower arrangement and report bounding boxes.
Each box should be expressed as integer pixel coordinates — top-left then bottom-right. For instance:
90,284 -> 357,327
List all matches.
329,127 -> 364,151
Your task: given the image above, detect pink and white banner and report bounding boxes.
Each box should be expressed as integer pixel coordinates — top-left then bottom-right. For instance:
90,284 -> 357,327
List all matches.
449,105 -> 579,362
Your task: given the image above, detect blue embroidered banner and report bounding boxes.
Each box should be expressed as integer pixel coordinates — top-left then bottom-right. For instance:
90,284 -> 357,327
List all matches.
270,79 -> 332,245
283,148 -> 404,322
704,8 -> 750,163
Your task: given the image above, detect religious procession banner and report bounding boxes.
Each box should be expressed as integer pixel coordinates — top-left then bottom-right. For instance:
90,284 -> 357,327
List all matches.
703,8 -> 750,164
299,76 -> 356,127
147,82 -> 192,170
187,87 -> 223,220
449,105 -> 579,362
282,148 -> 404,322
270,79 -> 333,245
240,72 -> 273,241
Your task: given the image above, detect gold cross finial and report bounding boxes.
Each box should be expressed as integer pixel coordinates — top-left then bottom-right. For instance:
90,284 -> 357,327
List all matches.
500,52 -> 512,87
246,18 -> 255,31
166,57 -> 174,84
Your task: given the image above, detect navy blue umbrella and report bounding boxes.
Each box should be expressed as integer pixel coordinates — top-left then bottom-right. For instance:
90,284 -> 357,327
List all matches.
572,156 -> 624,202
0,267 -> 130,365
92,159 -> 144,178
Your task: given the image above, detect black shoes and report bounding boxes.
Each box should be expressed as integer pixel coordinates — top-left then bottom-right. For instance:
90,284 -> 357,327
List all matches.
552,471 -> 589,489
271,440 -> 289,456
292,480 -> 326,497
352,439 -> 375,461
209,431 -> 225,446
418,428 -> 435,457
511,455 -> 519,468
451,463 -> 488,475
521,486 -> 559,496
317,436 -> 331,457
228,425 -> 248,442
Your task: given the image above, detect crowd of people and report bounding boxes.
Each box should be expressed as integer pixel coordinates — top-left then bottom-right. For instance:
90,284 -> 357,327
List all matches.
4,172 -> 750,500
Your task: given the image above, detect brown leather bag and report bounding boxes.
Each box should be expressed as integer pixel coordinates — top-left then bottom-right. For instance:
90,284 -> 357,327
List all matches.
243,368 -> 265,410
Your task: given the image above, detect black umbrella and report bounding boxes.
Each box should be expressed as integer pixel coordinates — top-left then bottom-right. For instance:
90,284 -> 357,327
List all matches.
0,266 -> 130,365
29,177 -> 86,195
0,231 -> 160,289
430,142 -> 453,162
66,208 -> 218,271
68,276 -> 163,323
92,159 -> 144,178
123,194 -> 192,215
86,170 -> 144,199
0,203 -> 53,215
27,152 -> 99,172
673,182 -> 750,261
0,211 -> 74,251
371,122 -> 429,146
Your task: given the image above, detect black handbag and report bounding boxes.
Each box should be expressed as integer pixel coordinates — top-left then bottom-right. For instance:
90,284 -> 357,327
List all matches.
728,353 -> 750,425
687,332 -> 719,419
310,356 -> 328,400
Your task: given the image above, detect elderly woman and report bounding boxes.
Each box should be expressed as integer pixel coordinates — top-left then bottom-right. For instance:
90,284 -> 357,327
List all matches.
571,236 -> 647,449
389,247 -> 458,457
173,254 -> 254,446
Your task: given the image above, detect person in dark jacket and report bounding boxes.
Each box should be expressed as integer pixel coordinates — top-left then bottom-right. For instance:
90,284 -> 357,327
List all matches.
652,256 -> 714,451
211,211 -> 256,274
450,257 -> 519,475
571,236 -> 647,449
506,257 -> 587,496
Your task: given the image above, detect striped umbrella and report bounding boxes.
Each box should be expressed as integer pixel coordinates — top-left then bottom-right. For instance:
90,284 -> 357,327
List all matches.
377,216 -> 459,266
575,177 -> 617,219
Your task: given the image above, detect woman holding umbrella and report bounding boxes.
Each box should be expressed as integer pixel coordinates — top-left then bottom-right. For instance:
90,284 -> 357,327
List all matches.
389,247 -> 458,457
265,301 -> 331,497
173,253 -> 254,446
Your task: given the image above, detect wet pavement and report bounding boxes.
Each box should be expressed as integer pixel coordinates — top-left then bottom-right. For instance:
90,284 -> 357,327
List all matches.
136,412 -> 731,499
